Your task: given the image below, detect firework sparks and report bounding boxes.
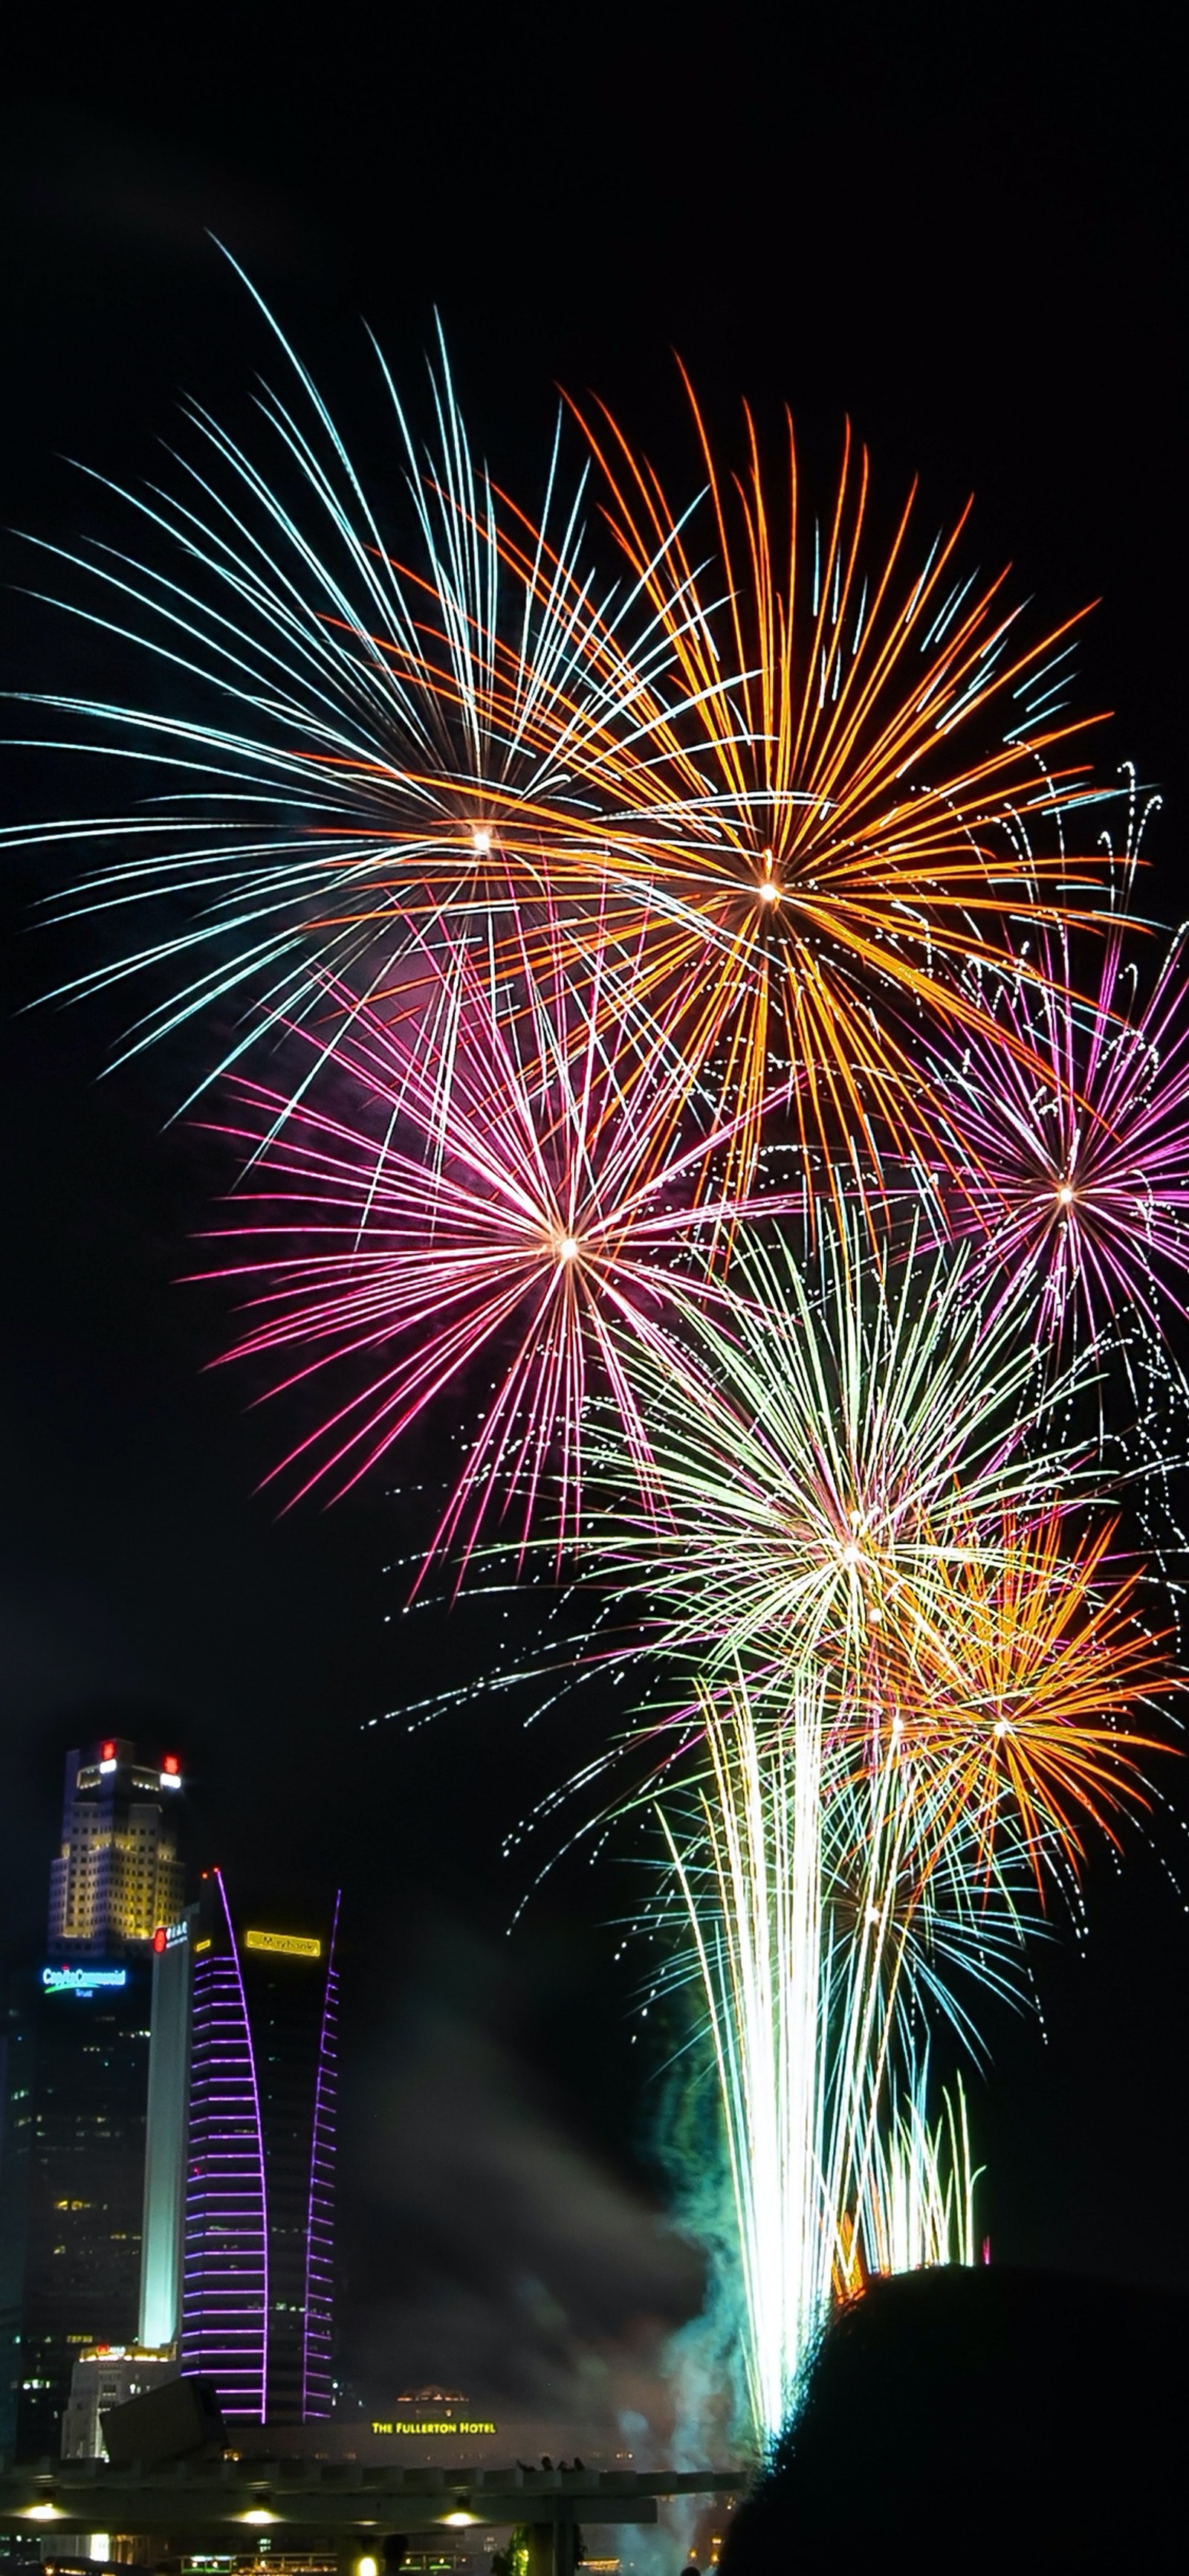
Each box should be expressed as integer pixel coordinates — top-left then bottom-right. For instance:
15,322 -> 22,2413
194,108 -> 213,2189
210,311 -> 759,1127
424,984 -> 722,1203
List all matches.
882,1508 -> 1173,1892
18,305 -> 1184,2456
916,910 -> 1189,1344
643,1668 -> 1008,2437
5,280 -> 697,1089
563,378 -> 1117,1191
840,2065 -> 982,2291
584,1210 -> 1093,1690
203,903 -> 801,1578
629,1487 -> 1173,2441
574,1186 -> 1176,2438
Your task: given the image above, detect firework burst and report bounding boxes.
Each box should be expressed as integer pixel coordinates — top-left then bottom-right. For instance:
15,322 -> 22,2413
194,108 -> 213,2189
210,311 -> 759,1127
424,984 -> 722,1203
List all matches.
916,908 -> 1189,1346
564,378 -> 1116,1191
880,1508 -> 1173,1892
584,1211 -> 1091,1690
5,277 -> 696,1089
203,900 -> 800,1578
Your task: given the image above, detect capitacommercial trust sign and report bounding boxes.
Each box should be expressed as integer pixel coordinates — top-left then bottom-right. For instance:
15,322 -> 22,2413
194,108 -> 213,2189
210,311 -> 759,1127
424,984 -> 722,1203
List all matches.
42,1964 -> 129,1993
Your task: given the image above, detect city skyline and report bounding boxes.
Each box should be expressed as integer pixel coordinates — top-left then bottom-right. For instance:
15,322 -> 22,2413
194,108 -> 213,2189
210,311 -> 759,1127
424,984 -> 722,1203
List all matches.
0,1738 -> 344,2458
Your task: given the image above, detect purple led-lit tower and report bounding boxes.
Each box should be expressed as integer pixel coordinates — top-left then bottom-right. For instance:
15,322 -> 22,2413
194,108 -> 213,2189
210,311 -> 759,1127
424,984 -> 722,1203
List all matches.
180,1872 -> 339,2421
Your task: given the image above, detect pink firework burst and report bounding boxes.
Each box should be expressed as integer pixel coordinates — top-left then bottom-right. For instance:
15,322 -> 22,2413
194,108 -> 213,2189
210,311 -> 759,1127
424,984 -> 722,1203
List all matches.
201,901 -> 800,1583
919,913 -> 1189,1341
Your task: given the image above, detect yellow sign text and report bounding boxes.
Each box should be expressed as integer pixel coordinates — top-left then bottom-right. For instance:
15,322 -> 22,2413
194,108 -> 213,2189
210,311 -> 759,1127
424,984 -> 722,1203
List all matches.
370,2421 -> 497,2436
244,1929 -> 322,1960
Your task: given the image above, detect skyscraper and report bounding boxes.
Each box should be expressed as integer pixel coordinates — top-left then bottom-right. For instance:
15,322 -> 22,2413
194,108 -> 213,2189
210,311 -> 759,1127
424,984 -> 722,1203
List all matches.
138,1917 -> 194,2352
48,1742 -> 184,1957
4,1955 -> 153,2458
0,2013 -> 33,2461
180,1872 -> 339,2422
0,1741 -> 187,2460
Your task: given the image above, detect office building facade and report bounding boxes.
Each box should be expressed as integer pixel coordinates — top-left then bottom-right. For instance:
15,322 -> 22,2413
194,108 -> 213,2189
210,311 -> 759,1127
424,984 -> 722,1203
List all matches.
180,1872 -> 340,2422
0,1741 -> 187,2461
0,1749 -> 340,2451
0,2014 -> 33,2460
48,1740 -> 184,1957
5,1957 -> 153,2459
137,1919 -> 193,2352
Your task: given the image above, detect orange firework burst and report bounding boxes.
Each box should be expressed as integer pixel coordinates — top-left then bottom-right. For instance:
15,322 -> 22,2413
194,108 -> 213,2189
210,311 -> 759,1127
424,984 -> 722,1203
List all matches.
563,378 -> 1115,1191
878,1509 -> 1176,1895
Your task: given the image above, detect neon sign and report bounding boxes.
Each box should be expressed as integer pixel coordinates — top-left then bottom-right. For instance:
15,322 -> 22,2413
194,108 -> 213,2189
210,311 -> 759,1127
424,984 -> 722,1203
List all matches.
370,2421 -> 497,2435
244,1930 -> 322,1959
42,1965 -> 129,1993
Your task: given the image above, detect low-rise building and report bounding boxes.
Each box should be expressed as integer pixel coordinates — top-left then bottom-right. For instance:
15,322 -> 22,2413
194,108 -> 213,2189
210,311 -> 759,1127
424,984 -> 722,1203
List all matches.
59,2344 -> 178,2462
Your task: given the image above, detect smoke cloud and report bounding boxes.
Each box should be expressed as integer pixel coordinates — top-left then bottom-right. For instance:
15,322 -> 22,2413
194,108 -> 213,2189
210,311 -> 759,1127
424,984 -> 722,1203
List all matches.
341,1917 -> 707,2458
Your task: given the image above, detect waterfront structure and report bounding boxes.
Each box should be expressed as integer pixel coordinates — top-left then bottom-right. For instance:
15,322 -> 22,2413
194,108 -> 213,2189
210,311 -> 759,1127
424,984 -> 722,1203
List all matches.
180,1873 -> 340,2421
235,2410 -> 643,2470
48,1743 -> 184,1959
0,2453 -> 742,2576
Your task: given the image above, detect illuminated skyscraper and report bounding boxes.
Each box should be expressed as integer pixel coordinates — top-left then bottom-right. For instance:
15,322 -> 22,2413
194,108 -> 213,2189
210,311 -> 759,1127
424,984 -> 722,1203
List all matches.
0,1740 -> 188,2461
180,1873 -> 340,2422
0,2012 -> 33,2459
4,1957 -> 154,2458
138,1918 -> 194,2352
48,1741 -> 184,1957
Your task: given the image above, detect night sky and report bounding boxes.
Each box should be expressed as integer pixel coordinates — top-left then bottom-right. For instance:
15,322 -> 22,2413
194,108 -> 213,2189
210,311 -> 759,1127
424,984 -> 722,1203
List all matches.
1,8 -> 1185,2438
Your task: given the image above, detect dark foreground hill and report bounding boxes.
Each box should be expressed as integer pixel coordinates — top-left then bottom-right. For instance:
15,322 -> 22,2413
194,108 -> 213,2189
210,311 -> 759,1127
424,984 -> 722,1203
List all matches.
720,2265 -> 1188,2572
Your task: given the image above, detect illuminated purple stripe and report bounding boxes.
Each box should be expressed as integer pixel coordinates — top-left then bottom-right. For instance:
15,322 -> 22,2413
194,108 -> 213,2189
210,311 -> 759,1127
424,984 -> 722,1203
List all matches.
218,1865 -> 269,2421
301,1889 -> 340,2419
180,1870 -> 269,2418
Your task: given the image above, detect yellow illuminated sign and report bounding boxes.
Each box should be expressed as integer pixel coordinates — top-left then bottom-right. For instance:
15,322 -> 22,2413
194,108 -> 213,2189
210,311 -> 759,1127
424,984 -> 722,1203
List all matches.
370,2421 -> 497,2436
244,1929 -> 322,1960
